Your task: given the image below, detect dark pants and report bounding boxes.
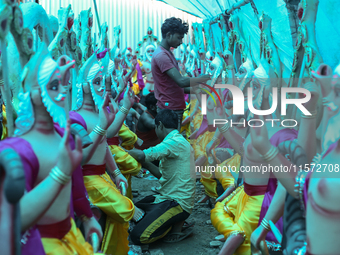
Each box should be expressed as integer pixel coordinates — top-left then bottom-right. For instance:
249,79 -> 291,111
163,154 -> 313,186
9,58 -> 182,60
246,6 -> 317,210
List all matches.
130,195 -> 190,245
157,106 -> 184,131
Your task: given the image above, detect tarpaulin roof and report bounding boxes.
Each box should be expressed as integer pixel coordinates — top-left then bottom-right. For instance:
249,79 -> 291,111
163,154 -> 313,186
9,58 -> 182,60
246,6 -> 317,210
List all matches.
157,0 -> 233,18
159,0 -> 340,69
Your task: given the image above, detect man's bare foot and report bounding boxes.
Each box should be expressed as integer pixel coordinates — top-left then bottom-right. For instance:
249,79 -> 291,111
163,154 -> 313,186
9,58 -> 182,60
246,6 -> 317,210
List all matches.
216,186 -> 235,202
132,207 -> 145,222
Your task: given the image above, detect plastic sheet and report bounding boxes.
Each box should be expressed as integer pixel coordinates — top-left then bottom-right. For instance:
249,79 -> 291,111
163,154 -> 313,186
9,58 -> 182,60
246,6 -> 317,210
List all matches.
253,0 -> 294,79
233,7 -> 262,67
315,0 -> 340,69
166,0 -> 340,71
160,0 -> 235,18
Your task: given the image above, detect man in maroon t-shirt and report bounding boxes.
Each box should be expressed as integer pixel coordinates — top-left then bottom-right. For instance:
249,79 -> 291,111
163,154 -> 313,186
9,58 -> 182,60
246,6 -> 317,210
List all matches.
152,17 -> 210,130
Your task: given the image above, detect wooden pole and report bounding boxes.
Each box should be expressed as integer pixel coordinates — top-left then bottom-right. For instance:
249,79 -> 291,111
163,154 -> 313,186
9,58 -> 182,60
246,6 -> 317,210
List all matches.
226,0 -> 251,15
92,0 -> 101,36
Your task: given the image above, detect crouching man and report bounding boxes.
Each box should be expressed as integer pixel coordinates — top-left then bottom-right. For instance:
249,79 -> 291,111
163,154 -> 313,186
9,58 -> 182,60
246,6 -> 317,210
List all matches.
128,109 -> 196,244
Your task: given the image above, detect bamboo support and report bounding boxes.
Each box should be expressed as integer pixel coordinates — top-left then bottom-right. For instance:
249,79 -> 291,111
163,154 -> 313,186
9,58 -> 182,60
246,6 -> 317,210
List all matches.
226,0 -> 251,15
92,0 -> 101,36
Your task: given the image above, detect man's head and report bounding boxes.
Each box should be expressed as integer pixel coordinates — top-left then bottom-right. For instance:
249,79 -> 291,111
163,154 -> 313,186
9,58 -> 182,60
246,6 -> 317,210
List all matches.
145,92 -> 157,112
161,17 -> 189,48
154,109 -> 178,141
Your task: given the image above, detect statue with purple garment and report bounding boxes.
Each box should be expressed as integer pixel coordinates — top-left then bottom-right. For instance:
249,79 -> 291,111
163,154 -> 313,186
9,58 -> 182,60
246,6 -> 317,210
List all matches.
209,11 -> 296,250
3,42 -> 104,254
135,27 -> 160,96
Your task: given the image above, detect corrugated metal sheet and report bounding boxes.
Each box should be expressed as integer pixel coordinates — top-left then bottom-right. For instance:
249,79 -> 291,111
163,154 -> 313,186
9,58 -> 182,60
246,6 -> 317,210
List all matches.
39,0 -> 202,53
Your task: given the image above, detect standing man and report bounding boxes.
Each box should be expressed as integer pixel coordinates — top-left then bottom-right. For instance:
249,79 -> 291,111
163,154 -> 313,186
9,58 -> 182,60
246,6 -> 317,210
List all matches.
152,17 -> 210,130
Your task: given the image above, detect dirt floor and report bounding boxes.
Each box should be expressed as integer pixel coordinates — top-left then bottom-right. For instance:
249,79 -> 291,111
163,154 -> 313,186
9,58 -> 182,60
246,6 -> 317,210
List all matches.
129,173 -> 221,255
128,172 -> 284,255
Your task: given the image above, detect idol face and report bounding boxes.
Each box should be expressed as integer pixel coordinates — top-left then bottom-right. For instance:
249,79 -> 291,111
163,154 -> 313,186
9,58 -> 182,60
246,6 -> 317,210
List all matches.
125,51 -> 132,62
45,69 -> 66,108
235,66 -> 247,84
115,52 -> 122,65
250,78 -> 262,101
145,45 -> 156,62
92,72 -> 104,97
147,47 -> 155,57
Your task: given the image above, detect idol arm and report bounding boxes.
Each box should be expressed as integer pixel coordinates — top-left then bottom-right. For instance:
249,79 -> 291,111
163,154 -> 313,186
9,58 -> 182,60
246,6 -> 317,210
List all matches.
81,131 -> 106,165
105,146 -> 119,174
20,175 -> 65,231
206,129 -> 223,155
257,141 -> 301,197
297,115 -> 317,163
219,128 -> 245,156
106,104 -> 131,138
260,182 -> 286,224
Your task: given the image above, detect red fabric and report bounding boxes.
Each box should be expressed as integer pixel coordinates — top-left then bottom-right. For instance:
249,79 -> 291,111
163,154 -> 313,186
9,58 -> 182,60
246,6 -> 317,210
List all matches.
135,111 -> 161,150
107,137 -> 120,146
37,217 -> 71,239
152,46 -> 186,110
244,182 -> 268,196
82,164 -> 106,176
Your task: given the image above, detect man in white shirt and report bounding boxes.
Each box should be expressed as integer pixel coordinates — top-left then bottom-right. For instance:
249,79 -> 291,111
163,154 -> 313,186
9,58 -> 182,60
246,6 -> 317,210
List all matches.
128,109 -> 196,244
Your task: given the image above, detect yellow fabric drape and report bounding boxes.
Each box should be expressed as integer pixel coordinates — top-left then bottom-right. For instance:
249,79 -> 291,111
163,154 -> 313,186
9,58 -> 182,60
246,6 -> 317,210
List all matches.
109,124 -> 142,199
211,186 -> 264,255
131,60 -> 143,95
215,153 -> 240,190
180,103 -> 191,140
2,105 -> 7,140
188,99 -> 203,159
199,153 -> 240,199
83,172 -> 135,255
131,83 -> 140,96
195,131 -> 215,161
41,218 -> 96,255
119,124 -> 137,150
108,144 -> 141,199
190,99 -> 203,128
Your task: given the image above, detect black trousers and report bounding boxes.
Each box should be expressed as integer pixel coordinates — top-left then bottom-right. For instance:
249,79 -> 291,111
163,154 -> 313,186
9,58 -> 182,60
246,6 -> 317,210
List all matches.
130,195 -> 190,245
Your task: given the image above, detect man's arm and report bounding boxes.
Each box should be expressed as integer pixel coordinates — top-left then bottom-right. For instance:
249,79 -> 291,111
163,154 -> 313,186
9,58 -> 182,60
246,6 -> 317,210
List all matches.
165,67 -> 210,88
128,150 -> 161,179
183,87 -> 202,94
128,140 -> 175,163
141,113 -> 156,130
128,148 -> 146,162
142,162 -> 162,179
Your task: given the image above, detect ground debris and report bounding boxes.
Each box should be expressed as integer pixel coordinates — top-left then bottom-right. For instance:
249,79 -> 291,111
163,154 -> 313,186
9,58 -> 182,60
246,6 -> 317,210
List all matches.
131,175 -> 220,254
